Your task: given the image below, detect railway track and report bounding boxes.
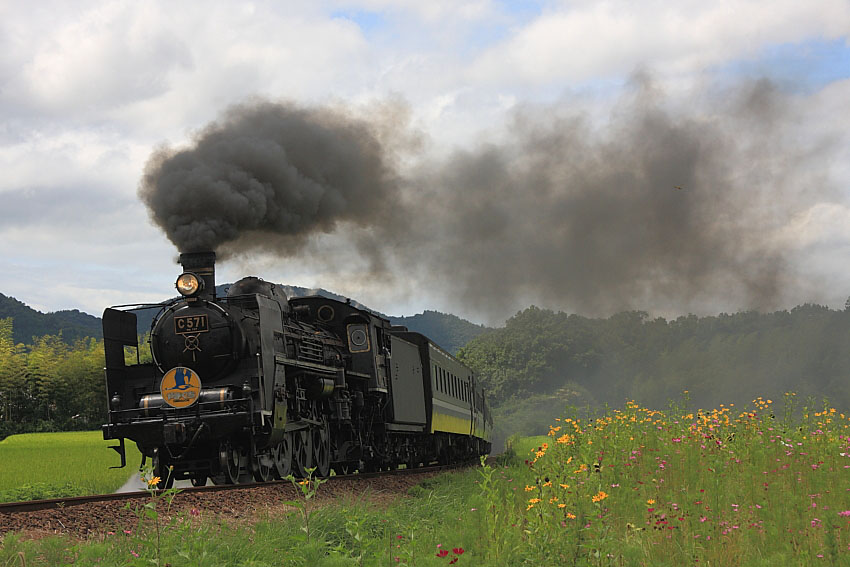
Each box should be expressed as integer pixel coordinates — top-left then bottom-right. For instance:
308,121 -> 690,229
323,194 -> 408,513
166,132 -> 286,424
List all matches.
0,461 -> 472,517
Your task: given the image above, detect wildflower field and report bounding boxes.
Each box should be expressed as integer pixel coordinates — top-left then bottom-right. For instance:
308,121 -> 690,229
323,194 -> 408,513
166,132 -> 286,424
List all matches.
481,393 -> 850,565
4,393 -> 850,566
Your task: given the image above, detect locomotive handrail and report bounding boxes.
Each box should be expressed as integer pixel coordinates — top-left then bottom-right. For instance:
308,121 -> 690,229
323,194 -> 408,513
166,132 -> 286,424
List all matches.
108,302 -> 172,310
273,354 -> 340,374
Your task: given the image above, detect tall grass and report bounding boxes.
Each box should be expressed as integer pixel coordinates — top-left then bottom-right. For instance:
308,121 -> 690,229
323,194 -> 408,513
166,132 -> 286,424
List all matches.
476,393 -> 850,565
0,431 -> 140,501
5,394 -> 850,565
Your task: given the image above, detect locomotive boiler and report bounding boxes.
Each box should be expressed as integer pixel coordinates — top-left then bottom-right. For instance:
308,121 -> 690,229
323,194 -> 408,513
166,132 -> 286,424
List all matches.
102,251 -> 492,487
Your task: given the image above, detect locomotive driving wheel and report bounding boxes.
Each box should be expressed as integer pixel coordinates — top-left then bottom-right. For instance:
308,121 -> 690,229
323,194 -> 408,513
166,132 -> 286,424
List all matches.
251,449 -> 273,483
219,441 -> 242,484
272,433 -> 293,479
292,428 -> 313,478
312,422 -> 330,477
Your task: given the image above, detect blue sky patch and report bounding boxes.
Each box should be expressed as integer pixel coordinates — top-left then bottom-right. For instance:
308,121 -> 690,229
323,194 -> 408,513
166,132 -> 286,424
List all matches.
719,38 -> 850,93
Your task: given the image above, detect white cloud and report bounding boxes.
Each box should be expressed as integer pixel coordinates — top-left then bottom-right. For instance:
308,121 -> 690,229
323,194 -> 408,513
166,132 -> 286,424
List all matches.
469,0 -> 850,86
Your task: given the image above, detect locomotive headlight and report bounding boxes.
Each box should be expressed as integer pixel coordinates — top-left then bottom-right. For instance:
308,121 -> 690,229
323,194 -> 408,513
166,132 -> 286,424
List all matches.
175,272 -> 203,296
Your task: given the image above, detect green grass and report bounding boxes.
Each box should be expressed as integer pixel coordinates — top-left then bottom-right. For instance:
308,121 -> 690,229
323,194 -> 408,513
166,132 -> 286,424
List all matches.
506,434 -> 549,458
6,394 -> 850,565
0,430 -> 140,502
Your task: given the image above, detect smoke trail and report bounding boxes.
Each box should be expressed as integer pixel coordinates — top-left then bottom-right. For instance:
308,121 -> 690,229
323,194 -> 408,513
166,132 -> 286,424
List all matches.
401,75 -> 822,316
140,76 -> 837,319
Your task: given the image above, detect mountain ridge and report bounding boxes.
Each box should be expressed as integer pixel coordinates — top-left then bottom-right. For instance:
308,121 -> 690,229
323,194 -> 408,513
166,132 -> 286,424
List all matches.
0,288 -> 490,355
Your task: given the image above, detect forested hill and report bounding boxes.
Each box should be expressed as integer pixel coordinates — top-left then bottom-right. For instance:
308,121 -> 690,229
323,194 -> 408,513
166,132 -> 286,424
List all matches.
0,290 -> 486,353
0,293 -> 101,345
389,310 -> 489,354
457,304 -> 850,443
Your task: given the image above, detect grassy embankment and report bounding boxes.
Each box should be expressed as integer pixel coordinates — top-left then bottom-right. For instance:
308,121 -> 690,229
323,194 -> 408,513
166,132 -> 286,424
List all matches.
5,393 -> 850,565
0,431 -> 141,502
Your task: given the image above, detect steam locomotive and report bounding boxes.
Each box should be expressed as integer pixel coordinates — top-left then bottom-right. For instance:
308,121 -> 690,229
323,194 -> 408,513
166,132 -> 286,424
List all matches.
102,252 -> 492,487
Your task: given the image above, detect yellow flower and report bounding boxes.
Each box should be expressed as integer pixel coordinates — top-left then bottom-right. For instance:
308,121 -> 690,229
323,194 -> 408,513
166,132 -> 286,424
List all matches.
536,450 -> 545,458
528,498 -> 541,504
559,483 -> 569,489
147,476 -> 161,487
558,503 -> 567,509
543,480 -> 552,487
646,499 -> 655,505
525,485 -> 536,492
591,491 -> 608,503
566,512 -> 576,519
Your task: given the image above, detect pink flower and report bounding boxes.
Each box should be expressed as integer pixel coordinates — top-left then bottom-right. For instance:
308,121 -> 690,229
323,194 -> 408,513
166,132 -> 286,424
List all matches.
436,549 -> 449,558
838,510 -> 850,517
130,551 -> 139,558
453,548 -> 465,555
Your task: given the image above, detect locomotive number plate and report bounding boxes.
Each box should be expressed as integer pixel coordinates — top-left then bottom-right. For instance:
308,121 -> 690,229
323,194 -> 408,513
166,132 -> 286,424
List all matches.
174,314 -> 209,335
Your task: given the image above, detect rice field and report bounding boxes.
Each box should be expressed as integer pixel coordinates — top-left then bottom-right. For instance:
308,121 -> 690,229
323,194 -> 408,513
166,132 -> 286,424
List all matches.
0,431 -> 140,502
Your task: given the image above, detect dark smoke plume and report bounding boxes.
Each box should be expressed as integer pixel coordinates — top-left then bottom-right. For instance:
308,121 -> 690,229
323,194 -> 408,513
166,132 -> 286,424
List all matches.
141,76 -> 836,320
140,99 -> 406,259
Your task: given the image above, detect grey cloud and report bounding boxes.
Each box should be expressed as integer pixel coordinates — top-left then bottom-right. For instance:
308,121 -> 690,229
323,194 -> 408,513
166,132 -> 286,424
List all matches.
0,186 -> 131,227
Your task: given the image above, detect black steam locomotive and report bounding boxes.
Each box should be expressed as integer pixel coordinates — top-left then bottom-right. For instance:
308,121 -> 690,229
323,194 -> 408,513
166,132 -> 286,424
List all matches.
102,252 -> 492,486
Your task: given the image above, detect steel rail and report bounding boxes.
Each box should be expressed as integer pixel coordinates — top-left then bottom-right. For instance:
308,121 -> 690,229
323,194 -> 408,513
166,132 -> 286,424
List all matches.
0,460 -> 475,515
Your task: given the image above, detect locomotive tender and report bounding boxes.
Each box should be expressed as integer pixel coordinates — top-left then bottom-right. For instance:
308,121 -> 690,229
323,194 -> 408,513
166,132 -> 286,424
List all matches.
102,252 -> 492,486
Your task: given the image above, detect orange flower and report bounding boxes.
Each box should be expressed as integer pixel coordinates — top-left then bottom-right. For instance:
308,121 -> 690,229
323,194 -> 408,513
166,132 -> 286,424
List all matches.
591,491 -> 608,503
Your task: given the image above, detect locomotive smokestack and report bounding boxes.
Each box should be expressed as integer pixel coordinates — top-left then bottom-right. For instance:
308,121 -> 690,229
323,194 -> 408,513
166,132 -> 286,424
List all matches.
179,251 -> 216,299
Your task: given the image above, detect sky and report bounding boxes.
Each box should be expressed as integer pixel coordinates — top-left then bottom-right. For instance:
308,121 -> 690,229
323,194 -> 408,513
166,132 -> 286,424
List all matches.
1,0 -> 849,326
